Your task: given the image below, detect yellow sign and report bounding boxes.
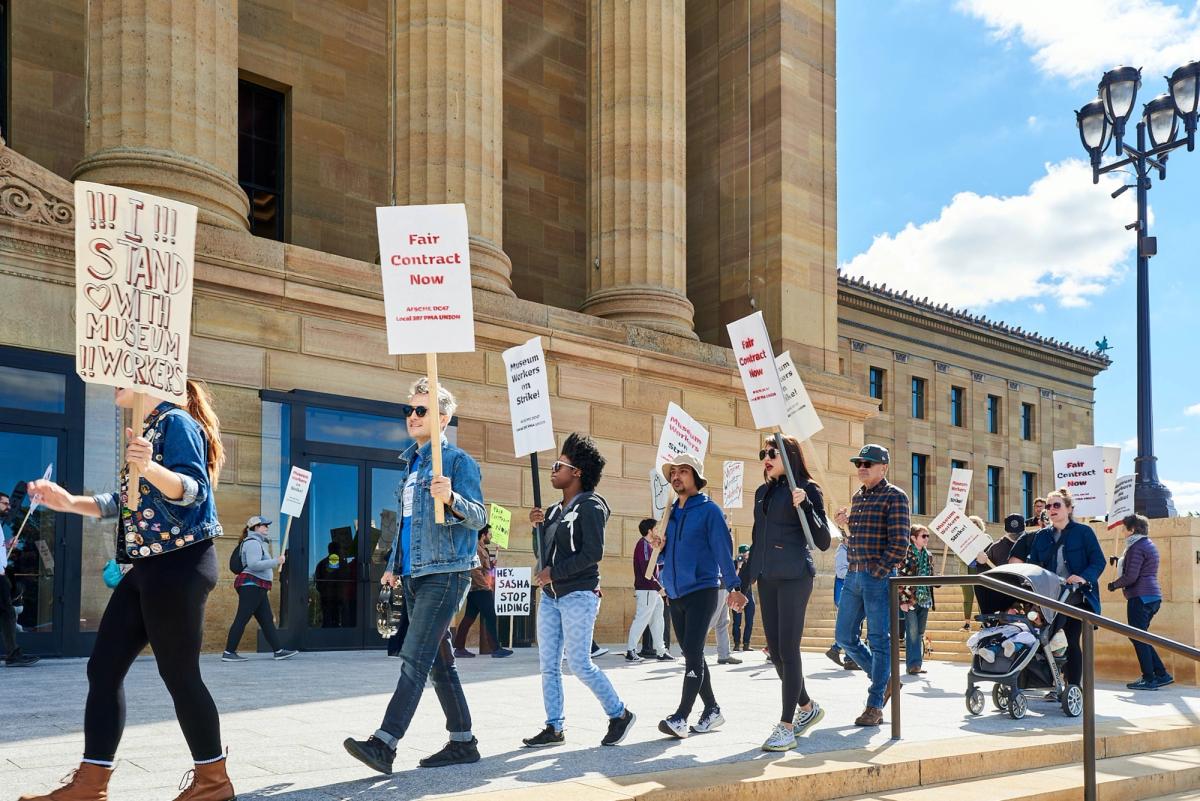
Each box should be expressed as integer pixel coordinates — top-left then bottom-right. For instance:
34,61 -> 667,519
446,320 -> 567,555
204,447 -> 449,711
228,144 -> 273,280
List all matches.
488,503 -> 512,549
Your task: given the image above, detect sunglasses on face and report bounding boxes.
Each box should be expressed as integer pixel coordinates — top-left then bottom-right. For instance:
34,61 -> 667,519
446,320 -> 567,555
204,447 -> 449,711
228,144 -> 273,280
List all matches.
551,460 -> 577,473
401,404 -> 429,419
854,460 -> 876,468
915,534 -> 929,539
1045,501 -> 1066,510
759,447 -> 779,461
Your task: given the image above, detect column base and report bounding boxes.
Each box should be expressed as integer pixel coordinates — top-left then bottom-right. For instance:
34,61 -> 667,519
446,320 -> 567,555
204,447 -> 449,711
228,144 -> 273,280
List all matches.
1134,478 -> 1178,519
73,147 -> 250,231
581,285 -> 697,340
469,235 -> 515,297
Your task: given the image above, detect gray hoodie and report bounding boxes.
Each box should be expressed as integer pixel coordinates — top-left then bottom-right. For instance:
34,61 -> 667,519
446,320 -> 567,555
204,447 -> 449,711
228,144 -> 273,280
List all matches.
239,530 -> 281,582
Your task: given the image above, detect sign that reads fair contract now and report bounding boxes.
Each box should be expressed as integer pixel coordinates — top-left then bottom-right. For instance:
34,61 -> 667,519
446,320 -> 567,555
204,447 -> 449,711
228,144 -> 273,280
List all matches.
376,203 -> 475,354
1053,446 -> 1107,518
727,312 -> 788,429
494,567 -> 531,616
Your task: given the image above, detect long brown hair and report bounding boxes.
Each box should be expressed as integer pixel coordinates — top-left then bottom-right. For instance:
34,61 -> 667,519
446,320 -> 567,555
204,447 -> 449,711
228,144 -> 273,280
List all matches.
764,434 -> 817,488
184,379 -> 224,486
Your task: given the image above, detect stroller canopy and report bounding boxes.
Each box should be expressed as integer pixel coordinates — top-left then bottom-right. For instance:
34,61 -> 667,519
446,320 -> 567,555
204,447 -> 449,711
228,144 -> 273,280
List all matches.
974,563 -> 1064,624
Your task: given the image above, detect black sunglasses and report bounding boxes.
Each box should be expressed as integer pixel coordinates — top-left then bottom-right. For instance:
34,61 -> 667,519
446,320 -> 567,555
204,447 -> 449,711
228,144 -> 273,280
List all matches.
1045,500 -> 1066,509
854,460 -> 876,468
400,404 -> 429,419
759,447 -> 779,461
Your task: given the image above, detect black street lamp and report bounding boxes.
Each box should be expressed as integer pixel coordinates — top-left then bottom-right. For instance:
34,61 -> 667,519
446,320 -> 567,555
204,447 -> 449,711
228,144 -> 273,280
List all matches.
1075,61 -> 1200,518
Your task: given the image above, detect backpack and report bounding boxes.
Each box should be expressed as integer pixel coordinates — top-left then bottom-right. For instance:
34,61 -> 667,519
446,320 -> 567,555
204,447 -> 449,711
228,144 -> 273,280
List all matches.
228,538 -> 247,575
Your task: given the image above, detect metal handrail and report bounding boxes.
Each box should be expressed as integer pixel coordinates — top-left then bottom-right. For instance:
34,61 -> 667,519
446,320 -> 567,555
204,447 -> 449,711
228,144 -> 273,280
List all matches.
887,573 -> 1200,801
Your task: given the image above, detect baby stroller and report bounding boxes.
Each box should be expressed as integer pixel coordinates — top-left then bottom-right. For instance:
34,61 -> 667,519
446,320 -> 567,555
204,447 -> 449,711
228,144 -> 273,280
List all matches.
964,563 -> 1084,720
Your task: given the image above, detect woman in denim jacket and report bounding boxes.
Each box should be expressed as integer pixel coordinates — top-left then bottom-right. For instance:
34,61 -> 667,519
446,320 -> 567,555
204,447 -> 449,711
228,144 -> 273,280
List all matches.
21,381 -> 233,801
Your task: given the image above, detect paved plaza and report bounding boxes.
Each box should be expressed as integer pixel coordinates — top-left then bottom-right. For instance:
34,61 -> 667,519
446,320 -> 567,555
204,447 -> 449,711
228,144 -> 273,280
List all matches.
3,644 -> 1198,800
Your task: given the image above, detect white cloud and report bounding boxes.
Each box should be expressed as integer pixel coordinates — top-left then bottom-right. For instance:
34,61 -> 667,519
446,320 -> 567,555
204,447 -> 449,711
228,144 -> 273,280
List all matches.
958,0 -> 1200,84
1164,480 -> 1200,515
1185,403 -> 1200,416
1032,302 -> 1047,313
840,160 -> 1135,309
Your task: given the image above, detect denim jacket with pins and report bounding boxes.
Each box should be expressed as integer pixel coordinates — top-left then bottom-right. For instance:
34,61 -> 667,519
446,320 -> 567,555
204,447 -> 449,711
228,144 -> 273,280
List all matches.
94,401 -> 222,563
388,438 -> 487,578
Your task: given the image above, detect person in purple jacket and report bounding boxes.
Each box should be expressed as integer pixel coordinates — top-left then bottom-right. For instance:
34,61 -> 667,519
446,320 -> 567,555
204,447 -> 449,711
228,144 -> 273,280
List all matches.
624,518 -> 673,662
1108,513 -> 1172,690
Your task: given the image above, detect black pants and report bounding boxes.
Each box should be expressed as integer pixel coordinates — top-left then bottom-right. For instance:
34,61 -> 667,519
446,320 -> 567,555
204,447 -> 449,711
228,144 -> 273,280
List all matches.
452,589 -> 500,650
84,542 -> 221,763
669,587 -> 719,718
224,583 -> 282,653
1061,615 -> 1084,687
757,577 -> 813,722
0,573 -> 20,658
1127,598 -> 1167,680
731,587 -> 756,648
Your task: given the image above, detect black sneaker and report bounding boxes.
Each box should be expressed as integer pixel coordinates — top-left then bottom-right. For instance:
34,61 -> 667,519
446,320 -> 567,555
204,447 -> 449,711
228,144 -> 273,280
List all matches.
656,652 -> 676,661
624,650 -> 644,663
522,725 -> 565,748
343,736 -> 396,775
419,737 -> 480,767
5,653 -> 39,667
1154,673 -> 1175,688
637,649 -> 657,658
601,710 -> 636,746
273,649 -> 298,660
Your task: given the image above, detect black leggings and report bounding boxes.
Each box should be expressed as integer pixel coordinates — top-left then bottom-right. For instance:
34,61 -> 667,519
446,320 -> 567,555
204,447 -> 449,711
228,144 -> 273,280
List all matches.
452,589 -> 500,650
757,577 -> 813,722
0,574 -> 18,657
224,583 -> 282,653
84,542 -> 220,763
669,587 -> 719,718
1062,615 -> 1084,686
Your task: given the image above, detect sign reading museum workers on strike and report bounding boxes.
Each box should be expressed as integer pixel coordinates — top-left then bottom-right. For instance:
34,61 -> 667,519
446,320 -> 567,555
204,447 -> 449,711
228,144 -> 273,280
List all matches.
376,203 -> 475,354
74,181 -> 198,404
503,337 -> 556,457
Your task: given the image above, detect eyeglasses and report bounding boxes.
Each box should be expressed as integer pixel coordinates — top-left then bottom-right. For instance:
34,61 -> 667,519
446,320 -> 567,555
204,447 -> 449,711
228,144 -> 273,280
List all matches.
915,534 -> 929,539
759,447 -> 779,461
854,460 -> 876,468
1045,501 -> 1066,509
400,404 -> 429,419
551,460 -> 577,473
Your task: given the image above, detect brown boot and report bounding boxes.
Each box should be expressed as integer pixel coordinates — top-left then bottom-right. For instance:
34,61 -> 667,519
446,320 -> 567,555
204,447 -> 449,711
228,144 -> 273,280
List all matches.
19,762 -> 113,800
171,758 -> 235,801
854,705 -> 884,726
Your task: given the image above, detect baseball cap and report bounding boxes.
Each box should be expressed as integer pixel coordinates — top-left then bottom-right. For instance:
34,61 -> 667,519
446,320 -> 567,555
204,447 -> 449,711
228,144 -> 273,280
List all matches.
1004,514 -> 1025,535
738,544 -> 749,553
246,515 -> 273,529
851,444 -> 890,465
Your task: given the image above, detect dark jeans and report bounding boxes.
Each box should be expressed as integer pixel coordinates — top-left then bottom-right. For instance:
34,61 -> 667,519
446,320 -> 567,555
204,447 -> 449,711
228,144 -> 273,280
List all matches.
0,573 -> 20,658
452,589 -> 500,651
903,606 -> 929,670
669,587 -> 720,718
224,583 -> 282,653
758,578 -> 813,722
376,571 -> 472,745
1127,597 -> 1168,680
731,587 -> 756,647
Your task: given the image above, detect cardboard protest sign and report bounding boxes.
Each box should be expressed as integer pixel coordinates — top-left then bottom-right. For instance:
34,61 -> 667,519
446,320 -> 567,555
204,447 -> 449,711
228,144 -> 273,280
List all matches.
654,402 -> 709,469
947,468 -> 973,513
280,466 -> 313,518
503,337 -> 555,458
726,312 -> 787,429
488,503 -> 512,549
650,468 -> 672,518
376,203 -> 475,354
1100,446 -> 1121,509
1053,446 -> 1107,517
722,461 -> 744,509
74,181 -> 198,404
494,566 -> 531,615
775,351 -> 824,441
1107,474 -> 1135,530
930,506 -> 993,566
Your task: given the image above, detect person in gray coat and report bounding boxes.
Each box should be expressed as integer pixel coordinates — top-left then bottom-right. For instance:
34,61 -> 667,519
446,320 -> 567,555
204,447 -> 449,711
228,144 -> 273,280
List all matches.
223,516 -> 297,661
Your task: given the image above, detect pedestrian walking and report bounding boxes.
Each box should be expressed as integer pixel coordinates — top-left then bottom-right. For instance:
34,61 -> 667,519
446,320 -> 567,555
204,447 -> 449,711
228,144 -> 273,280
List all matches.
624,518 -> 672,662
1109,513 -> 1172,690
898,525 -> 934,676
222,516 -> 297,662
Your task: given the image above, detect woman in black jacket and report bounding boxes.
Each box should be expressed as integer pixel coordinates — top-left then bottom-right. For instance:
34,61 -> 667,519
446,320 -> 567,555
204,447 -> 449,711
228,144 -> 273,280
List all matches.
739,435 -> 831,752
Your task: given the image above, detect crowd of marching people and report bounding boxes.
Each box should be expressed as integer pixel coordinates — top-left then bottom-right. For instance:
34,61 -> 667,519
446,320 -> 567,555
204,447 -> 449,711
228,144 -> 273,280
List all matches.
7,377 -> 1169,801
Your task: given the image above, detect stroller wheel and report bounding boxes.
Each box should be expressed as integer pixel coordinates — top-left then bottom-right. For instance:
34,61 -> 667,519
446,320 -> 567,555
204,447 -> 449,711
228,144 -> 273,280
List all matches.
1007,690 -> 1028,720
965,688 -> 985,716
992,684 -> 1010,711
1060,684 -> 1083,717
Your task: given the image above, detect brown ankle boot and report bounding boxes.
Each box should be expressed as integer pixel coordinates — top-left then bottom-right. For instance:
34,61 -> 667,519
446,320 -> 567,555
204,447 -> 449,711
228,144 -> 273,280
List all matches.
19,762 -> 113,800
171,757 -> 235,801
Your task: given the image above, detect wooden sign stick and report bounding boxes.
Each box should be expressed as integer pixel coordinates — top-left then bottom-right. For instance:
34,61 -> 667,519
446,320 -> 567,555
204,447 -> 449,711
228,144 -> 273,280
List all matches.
643,493 -> 676,582
427,353 -> 446,524
126,392 -> 152,510
280,516 -> 294,555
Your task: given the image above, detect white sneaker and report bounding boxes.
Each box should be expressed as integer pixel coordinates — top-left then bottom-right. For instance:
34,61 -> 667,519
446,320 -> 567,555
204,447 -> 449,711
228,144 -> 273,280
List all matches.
657,715 -> 689,739
690,707 -> 725,733
793,701 -> 824,736
762,722 -> 797,752
591,645 -> 610,658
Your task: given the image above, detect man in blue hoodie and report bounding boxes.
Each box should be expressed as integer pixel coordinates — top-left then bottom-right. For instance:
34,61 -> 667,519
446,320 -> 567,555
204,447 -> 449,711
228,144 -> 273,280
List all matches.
647,454 -> 746,739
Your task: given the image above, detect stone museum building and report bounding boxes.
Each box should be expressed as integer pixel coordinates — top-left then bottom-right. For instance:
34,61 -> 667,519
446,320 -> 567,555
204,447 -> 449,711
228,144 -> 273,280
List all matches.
0,0 -> 1140,668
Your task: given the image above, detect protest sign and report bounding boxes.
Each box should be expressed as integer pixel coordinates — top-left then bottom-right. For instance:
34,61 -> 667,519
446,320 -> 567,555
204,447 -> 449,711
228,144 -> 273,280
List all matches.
947,468 -> 973,513
74,182 -> 198,405
654,402 -> 709,469
489,503 -> 512,549
9,464 -> 53,560
1053,446 -> 1107,517
495,567 -> 531,615
650,468 -> 673,518
503,337 -> 556,458
1101,446 -> 1121,509
726,312 -> 787,429
1107,474 -> 1135,530
930,506 -> 993,566
775,351 -> 824,441
722,461 -> 744,509
278,466 -> 313,553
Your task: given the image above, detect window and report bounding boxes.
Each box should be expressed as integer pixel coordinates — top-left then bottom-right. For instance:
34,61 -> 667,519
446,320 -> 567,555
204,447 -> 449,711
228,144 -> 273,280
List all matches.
950,386 -> 965,427
869,366 -> 885,407
1021,402 -> 1035,441
986,395 -> 1001,434
1022,472 -> 1037,518
911,453 -> 929,515
987,466 -> 1003,523
911,377 -> 926,420
238,80 -> 286,240
951,459 -> 967,472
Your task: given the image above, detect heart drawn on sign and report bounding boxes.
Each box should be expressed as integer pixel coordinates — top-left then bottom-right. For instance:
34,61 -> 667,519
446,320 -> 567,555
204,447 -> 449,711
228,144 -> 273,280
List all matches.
84,283 -> 111,311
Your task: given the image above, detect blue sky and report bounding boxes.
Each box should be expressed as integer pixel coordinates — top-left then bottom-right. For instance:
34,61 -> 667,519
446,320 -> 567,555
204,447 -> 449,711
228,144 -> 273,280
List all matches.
837,0 -> 1200,513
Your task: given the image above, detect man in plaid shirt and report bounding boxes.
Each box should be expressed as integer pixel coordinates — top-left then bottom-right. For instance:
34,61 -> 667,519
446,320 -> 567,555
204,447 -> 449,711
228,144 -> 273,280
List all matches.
833,444 -> 911,727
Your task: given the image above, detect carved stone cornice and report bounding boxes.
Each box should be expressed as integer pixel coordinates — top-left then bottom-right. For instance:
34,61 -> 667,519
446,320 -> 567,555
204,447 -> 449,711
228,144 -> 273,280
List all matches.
0,138 -> 74,231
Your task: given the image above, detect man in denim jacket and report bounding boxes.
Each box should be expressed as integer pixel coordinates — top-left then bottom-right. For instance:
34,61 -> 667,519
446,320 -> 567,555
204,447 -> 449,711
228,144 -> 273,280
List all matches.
345,379 -> 488,775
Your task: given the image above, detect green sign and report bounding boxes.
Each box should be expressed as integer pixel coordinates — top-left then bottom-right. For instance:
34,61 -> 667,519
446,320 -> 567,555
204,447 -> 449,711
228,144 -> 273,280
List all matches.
489,503 -> 512,549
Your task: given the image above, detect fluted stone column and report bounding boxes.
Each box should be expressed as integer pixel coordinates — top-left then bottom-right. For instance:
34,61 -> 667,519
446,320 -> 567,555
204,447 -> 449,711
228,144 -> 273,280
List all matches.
393,1 -> 513,296
583,0 -> 695,339
73,0 -> 249,230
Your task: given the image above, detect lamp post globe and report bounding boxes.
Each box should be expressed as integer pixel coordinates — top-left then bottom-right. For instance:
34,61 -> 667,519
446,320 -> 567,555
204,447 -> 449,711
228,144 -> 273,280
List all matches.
1076,98 -> 1112,175
1167,60 -> 1200,149
1143,93 -> 1179,149
1099,65 -> 1142,154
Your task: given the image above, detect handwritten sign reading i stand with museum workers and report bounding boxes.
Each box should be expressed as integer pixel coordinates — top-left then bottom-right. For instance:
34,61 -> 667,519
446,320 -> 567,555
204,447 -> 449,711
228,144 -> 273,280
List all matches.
376,203 -> 475,354
73,181 -> 198,405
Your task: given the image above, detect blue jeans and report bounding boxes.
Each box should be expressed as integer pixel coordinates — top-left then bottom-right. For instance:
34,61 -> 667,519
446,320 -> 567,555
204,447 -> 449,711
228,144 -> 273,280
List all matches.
376,571 -> 472,745
537,589 -> 624,730
903,605 -> 929,670
731,588 -> 756,647
835,570 -> 891,708
1127,598 -> 1168,680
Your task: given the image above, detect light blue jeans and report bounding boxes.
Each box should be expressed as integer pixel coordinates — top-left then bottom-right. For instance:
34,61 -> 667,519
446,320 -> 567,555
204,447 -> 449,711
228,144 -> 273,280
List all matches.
537,589 -> 625,730
835,570 -> 892,709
